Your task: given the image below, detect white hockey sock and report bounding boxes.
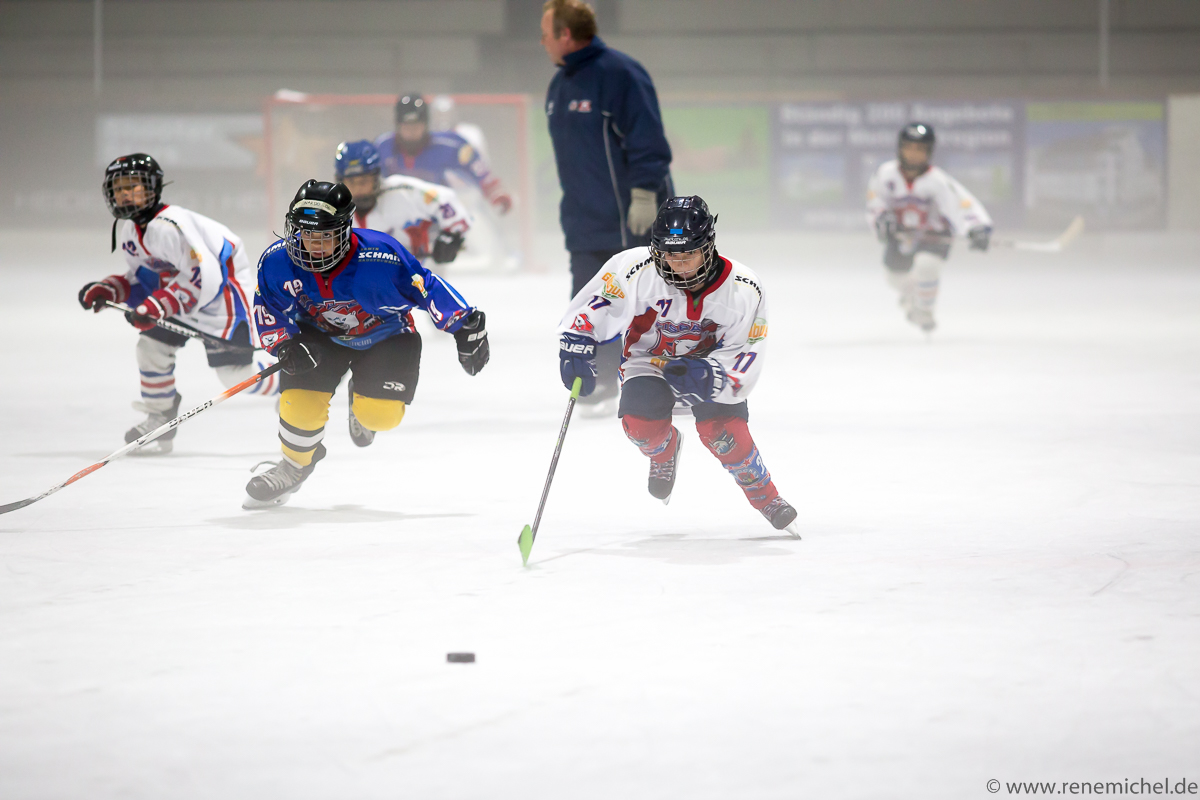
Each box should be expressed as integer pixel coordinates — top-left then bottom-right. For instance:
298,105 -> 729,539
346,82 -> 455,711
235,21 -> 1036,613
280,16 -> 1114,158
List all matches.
215,358 -> 281,396
136,336 -> 180,413
911,253 -> 943,314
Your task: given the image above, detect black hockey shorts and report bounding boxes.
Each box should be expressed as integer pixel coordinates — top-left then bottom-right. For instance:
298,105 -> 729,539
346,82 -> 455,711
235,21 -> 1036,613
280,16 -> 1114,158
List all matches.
617,375 -> 749,423
883,237 -> 951,273
141,321 -> 254,368
281,330 -> 422,404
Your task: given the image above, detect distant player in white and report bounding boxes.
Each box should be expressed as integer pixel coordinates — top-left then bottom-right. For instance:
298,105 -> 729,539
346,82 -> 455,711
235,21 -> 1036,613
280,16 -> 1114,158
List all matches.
866,122 -> 993,332
78,153 -> 276,454
557,196 -> 798,534
333,140 -> 471,268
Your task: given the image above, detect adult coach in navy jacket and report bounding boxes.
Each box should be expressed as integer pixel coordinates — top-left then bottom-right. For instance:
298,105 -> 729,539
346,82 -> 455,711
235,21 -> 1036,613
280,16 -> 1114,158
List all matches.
541,0 -> 673,410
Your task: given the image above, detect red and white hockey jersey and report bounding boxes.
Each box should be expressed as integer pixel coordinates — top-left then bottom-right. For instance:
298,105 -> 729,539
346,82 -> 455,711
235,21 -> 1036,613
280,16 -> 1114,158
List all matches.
353,174 -> 472,263
558,248 -> 770,407
866,160 -> 992,237
113,205 -> 253,340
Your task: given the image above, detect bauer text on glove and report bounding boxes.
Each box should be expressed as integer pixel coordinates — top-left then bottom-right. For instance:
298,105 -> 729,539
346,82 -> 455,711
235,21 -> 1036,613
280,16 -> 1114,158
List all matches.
559,333 -> 597,396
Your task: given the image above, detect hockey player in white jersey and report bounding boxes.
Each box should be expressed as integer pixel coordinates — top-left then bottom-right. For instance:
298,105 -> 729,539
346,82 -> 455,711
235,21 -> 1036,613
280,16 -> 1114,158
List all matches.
78,153 -> 277,454
333,140 -> 471,268
866,122 -> 993,332
558,196 -> 798,534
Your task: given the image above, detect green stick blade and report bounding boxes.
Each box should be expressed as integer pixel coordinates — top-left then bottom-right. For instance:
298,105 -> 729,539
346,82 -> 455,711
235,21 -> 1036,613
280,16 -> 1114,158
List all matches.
518,524 -> 534,566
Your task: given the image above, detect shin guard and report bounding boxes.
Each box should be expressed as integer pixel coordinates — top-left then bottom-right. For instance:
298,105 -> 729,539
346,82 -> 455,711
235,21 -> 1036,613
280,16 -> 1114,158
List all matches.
622,415 -> 676,460
694,416 -> 779,509
278,389 -> 332,467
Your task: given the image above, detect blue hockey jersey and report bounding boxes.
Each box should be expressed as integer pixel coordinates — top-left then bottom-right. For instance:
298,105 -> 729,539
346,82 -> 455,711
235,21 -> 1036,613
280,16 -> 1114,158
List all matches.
253,227 -> 474,354
374,129 -> 504,201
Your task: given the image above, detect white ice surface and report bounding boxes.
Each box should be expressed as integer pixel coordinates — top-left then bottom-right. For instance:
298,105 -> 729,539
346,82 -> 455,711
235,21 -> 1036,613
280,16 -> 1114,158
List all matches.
1,232 -> 1198,799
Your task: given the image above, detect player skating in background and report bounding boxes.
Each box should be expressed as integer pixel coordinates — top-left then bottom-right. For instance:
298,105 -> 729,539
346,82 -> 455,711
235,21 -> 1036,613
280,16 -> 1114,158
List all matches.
375,92 -> 513,217
244,180 -> 489,508
77,153 -> 277,455
557,196 -> 798,534
333,140 -> 472,269
866,123 -> 993,333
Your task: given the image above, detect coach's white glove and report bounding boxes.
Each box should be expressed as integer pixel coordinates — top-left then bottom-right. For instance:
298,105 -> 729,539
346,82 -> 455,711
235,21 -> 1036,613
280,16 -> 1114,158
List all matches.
627,187 -> 658,237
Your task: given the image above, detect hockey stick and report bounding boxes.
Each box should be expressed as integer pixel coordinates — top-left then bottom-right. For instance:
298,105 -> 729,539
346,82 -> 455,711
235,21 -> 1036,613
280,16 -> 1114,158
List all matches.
100,300 -> 256,351
993,215 -> 1085,253
518,377 -> 583,566
0,361 -> 284,516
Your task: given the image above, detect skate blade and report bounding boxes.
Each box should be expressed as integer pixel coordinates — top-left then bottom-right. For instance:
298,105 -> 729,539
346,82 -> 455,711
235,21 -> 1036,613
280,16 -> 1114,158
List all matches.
242,492 -> 293,510
785,522 -> 801,539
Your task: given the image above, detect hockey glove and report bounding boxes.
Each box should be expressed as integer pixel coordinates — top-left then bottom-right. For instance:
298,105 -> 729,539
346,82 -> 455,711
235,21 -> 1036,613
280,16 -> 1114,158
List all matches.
275,336 -> 321,376
968,226 -> 992,252
453,309 -> 490,376
662,357 -> 723,407
559,333 -> 597,397
125,290 -> 183,332
78,276 -> 129,313
875,210 -> 898,244
432,230 -> 465,264
627,187 -> 658,237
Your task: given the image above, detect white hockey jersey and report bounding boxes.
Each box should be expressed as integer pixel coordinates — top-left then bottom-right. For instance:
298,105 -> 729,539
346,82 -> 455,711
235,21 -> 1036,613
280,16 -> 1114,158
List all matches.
558,248 -> 769,407
354,174 -> 472,263
866,160 -> 992,238
114,205 -> 253,340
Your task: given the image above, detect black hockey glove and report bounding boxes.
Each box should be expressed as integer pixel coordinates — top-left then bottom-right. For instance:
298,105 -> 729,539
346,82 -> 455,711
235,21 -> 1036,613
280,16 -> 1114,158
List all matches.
875,210 -> 898,244
559,333 -> 597,396
968,226 -> 992,252
431,230 -> 465,264
275,336 -> 321,376
453,310 -> 489,376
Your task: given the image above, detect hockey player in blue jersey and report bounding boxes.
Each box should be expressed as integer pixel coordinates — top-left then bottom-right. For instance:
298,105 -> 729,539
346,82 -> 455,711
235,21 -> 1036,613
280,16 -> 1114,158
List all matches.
244,180 -> 490,508
374,92 -> 513,217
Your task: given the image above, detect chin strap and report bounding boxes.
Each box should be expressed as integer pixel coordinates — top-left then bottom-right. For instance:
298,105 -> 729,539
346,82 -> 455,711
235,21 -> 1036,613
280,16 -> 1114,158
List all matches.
110,218 -> 119,253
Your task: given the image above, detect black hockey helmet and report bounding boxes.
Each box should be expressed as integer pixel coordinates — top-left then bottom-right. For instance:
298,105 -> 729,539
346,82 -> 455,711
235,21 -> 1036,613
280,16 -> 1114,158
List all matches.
284,180 -> 356,273
649,196 -> 719,291
395,92 -> 429,126
898,122 -> 935,169
103,153 -> 164,221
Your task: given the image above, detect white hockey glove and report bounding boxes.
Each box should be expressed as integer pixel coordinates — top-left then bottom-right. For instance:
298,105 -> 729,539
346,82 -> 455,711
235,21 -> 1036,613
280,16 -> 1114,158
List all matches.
627,187 -> 658,237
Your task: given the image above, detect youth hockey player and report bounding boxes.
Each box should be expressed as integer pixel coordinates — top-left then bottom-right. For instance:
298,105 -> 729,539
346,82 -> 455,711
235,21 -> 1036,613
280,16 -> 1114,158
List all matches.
866,122 -> 993,332
333,139 -> 472,267
244,180 -> 490,508
78,153 -> 276,455
374,92 -> 513,216
557,196 -> 798,534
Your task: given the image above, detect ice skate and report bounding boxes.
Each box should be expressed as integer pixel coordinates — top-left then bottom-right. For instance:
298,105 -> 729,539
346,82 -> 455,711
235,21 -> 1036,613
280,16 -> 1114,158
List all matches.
648,429 -> 682,504
760,496 -> 800,538
125,394 -> 182,455
243,444 -> 325,509
906,306 -> 936,333
347,380 -> 375,448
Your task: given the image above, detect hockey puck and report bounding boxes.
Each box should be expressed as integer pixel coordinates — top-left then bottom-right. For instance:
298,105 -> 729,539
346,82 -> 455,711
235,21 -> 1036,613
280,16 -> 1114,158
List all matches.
446,652 -> 475,663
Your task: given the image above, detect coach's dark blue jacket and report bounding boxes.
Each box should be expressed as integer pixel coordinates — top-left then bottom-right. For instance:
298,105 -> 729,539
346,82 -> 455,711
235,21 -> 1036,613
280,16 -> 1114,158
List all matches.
546,36 -> 673,253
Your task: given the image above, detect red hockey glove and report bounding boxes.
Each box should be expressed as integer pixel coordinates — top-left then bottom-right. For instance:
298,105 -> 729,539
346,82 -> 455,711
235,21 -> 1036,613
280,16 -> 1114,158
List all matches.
78,275 -> 130,313
491,192 -> 513,215
127,290 -> 181,332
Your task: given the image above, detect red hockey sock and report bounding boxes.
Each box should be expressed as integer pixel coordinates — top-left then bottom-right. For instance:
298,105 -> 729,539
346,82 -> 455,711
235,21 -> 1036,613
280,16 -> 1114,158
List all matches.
694,416 -> 779,509
622,415 -> 677,460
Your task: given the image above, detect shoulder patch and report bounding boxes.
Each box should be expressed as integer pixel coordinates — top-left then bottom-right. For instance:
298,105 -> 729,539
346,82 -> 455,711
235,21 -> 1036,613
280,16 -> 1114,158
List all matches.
747,317 -> 768,343
600,271 -> 625,299
457,144 -> 474,165
625,256 -> 653,282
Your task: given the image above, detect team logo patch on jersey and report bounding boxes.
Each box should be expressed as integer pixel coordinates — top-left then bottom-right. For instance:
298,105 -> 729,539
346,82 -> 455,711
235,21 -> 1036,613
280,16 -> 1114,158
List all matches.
600,272 -> 625,300
423,189 -> 438,205
648,318 -> 720,358
411,274 -> 428,297
457,144 -> 474,165
747,318 -> 768,343
259,331 -> 283,349
571,313 -> 594,333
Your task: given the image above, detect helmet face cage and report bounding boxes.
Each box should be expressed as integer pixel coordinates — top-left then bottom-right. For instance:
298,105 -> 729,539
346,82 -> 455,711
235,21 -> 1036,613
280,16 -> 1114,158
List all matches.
650,238 -> 717,291
284,211 -> 353,273
103,160 -> 162,220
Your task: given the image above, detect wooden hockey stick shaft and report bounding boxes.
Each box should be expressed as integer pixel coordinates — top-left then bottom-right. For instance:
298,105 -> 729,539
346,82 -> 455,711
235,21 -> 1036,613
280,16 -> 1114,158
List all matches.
0,362 -> 285,516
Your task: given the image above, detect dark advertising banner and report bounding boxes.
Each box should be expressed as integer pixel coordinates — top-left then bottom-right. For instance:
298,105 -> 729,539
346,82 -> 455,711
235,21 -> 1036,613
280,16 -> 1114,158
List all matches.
771,101 -> 1024,230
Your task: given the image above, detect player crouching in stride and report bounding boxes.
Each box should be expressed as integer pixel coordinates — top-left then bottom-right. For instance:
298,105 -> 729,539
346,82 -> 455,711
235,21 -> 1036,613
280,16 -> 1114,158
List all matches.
78,153 -> 276,455
557,196 -> 798,534
244,180 -> 489,509
866,123 -> 993,333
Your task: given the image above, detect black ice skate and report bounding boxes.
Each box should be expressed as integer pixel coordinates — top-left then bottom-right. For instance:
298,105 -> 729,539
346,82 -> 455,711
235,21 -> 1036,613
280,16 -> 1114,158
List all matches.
347,380 -> 375,448
760,496 -> 800,538
648,430 -> 682,504
125,393 -> 182,456
243,444 -> 326,509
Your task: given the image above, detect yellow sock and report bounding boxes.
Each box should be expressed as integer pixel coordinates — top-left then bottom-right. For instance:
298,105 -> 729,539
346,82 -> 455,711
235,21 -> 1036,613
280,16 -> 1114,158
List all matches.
279,389 -> 332,466
352,394 -> 406,432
